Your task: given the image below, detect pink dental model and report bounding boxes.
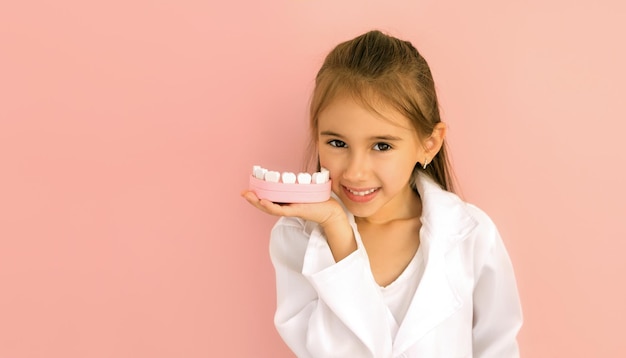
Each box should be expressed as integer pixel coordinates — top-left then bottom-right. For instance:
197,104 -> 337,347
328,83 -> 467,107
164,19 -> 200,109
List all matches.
248,165 -> 331,203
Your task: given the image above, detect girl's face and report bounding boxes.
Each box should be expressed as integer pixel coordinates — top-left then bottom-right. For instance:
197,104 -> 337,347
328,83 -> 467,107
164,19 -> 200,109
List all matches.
317,96 -> 427,222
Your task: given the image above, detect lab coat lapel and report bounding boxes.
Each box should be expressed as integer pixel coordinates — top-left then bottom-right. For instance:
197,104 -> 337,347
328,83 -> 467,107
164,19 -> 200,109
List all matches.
392,173 -> 477,354
307,202 -> 394,357
391,229 -> 461,354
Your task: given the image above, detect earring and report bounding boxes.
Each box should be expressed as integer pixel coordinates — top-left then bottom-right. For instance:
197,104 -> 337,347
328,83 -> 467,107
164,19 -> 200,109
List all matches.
422,158 -> 429,169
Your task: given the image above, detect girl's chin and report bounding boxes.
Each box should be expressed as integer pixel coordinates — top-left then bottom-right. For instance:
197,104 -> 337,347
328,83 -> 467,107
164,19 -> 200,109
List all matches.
338,196 -> 382,219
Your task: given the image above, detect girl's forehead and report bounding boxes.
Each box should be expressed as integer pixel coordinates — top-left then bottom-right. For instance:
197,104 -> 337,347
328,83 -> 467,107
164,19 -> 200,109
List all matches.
319,93 -> 415,131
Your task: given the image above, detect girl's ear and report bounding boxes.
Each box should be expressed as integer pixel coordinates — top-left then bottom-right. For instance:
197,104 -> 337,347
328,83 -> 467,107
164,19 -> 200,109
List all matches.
425,122 -> 447,154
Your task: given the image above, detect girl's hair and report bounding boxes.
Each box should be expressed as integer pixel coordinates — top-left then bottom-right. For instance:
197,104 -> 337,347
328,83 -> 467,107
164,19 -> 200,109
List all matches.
307,30 -> 456,193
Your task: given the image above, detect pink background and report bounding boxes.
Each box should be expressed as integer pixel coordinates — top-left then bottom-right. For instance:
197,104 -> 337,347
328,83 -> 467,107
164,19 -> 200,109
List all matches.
1,0 -> 625,357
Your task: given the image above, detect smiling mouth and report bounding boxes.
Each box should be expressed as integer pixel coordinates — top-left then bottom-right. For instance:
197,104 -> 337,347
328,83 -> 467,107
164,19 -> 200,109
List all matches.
344,186 -> 379,196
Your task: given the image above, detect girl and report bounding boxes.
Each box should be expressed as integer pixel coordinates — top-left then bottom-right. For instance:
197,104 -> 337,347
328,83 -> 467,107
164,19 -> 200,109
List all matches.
242,30 -> 522,358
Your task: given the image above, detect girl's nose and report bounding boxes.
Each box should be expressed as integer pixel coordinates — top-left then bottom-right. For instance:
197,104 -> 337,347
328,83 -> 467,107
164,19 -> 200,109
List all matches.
343,153 -> 368,181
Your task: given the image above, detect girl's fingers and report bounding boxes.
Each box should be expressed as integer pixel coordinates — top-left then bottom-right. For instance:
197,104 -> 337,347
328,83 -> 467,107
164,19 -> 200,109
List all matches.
241,190 -> 288,216
241,190 -> 259,202
259,199 -> 295,216
241,189 -> 341,223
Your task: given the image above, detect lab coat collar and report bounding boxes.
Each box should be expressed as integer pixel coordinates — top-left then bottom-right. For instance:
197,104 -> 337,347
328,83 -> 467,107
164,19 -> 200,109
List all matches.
414,172 -> 478,252
333,171 -> 478,253
332,173 -> 479,355
335,172 -> 477,250
392,172 -> 478,354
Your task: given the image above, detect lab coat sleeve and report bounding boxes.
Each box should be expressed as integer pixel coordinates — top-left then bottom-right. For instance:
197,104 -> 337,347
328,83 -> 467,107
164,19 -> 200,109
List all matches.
269,217 -> 391,358
469,207 -> 523,358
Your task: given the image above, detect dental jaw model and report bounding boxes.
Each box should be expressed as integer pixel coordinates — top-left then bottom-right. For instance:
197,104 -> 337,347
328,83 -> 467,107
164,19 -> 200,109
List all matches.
249,165 -> 331,203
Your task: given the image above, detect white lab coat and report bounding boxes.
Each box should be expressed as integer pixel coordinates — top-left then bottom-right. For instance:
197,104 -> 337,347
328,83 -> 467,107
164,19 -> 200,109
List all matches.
269,173 -> 523,358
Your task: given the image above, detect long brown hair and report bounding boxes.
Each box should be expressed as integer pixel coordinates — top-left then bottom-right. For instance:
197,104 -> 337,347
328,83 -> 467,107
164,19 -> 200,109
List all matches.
306,30 -> 456,192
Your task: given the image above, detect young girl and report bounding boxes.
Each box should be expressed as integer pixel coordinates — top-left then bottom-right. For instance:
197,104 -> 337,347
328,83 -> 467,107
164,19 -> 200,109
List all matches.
242,30 -> 522,358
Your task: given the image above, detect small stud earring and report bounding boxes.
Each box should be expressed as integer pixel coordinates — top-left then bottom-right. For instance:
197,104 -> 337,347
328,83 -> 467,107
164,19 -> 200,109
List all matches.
422,158 -> 429,169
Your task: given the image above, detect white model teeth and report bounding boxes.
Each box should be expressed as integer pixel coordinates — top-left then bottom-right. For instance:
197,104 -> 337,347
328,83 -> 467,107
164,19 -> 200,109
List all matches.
311,172 -> 324,184
253,166 -> 268,180
264,171 -> 280,183
252,165 -> 329,184
347,188 -> 377,196
312,168 -> 330,184
282,172 -> 296,184
297,173 -> 312,184
321,168 -> 330,182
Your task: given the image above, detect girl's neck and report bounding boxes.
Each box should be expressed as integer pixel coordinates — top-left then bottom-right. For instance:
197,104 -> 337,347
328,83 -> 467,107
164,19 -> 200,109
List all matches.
355,185 -> 422,226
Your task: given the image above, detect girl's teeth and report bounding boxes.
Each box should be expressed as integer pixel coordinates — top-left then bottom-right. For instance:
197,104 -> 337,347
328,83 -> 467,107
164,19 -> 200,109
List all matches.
348,188 -> 376,196
297,173 -> 312,184
282,172 -> 296,184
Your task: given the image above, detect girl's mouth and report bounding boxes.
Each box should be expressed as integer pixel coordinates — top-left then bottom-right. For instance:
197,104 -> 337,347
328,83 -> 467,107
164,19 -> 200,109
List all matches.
342,185 -> 379,203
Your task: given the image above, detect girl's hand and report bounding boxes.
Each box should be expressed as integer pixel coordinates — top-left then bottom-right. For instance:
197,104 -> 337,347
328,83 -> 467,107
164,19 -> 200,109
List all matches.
241,190 -> 357,262
240,190 -> 345,227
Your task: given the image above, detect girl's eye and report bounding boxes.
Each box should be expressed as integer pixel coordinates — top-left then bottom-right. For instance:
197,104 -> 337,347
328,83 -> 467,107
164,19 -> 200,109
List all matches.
328,140 -> 347,148
373,142 -> 392,151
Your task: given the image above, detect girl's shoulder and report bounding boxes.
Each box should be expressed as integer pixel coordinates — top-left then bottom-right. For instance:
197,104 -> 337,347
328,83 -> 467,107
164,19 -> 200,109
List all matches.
450,200 -> 510,270
463,203 -> 499,232
418,179 -> 504,255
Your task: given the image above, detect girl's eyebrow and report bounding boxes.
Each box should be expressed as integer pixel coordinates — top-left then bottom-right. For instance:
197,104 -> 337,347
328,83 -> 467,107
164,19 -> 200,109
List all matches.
319,130 -> 402,141
319,130 -> 343,137
371,135 -> 402,141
